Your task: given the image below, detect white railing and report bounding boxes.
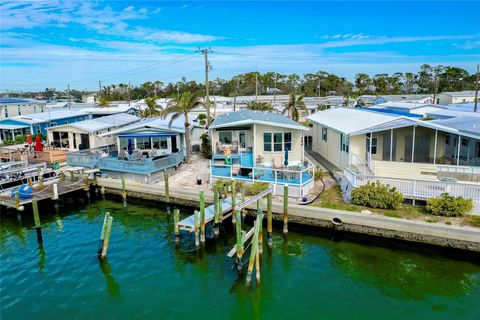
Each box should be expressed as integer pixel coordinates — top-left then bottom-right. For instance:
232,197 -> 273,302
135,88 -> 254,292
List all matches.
344,167 -> 480,203
438,165 -> 480,175
366,153 -> 376,175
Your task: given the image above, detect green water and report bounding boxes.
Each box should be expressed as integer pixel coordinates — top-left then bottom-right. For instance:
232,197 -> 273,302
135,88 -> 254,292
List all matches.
1,194 -> 480,319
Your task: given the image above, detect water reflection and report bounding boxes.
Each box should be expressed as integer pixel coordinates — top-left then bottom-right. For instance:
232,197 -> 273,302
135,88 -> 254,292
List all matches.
98,257 -> 120,298
330,241 -> 480,300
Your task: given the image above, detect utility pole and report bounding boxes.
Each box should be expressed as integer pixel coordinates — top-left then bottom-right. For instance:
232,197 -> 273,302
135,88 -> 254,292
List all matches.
474,64 -> 479,112
128,81 -> 131,106
98,80 -> 102,101
433,76 -> 439,105
255,73 -> 258,102
198,48 -> 212,126
274,74 -> 277,103
67,84 -> 71,110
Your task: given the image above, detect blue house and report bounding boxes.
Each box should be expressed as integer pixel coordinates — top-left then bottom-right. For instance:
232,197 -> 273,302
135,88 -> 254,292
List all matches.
0,110 -> 90,143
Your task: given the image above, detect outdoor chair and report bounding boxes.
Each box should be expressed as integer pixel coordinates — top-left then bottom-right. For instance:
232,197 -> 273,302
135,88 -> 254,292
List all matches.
231,141 -> 239,153
231,164 -> 241,176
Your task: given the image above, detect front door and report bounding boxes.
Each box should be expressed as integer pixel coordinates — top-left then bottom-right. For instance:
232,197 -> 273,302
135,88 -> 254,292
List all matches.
80,134 -> 90,150
239,131 -> 246,149
171,136 -> 178,153
404,134 -> 430,162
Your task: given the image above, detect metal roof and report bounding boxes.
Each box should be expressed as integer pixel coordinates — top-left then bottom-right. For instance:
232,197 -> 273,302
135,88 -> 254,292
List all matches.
426,109 -> 480,119
80,105 -> 138,115
0,97 -> 45,104
438,91 -> 477,97
307,108 -> 398,134
375,94 -> 432,102
210,109 -> 308,131
0,110 -> 89,125
358,107 -> 423,118
48,113 -> 140,133
99,114 -> 185,137
430,117 -> 480,136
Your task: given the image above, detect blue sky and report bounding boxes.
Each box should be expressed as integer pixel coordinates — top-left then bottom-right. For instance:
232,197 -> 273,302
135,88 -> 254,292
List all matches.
1,1 -> 479,91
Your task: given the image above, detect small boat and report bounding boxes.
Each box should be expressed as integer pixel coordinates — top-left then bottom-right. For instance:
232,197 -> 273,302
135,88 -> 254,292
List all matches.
0,162 -> 57,192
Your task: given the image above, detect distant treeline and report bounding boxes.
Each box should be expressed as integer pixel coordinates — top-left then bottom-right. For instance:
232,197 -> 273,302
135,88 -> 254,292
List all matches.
4,64 -> 477,101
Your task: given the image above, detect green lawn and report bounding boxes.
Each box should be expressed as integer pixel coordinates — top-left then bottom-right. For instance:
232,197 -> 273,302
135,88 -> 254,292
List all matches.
311,185 -> 480,228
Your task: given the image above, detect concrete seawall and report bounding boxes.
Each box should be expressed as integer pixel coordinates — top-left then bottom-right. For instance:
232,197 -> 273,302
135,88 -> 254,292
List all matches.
97,177 -> 480,252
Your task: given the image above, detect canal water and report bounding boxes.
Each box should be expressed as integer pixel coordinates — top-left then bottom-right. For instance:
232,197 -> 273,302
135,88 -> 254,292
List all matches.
1,193 -> 480,319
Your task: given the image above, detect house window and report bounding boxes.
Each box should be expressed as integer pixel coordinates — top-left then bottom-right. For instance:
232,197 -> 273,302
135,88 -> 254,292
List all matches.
17,106 -> 21,115
365,134 -> 377,154
35,125 -> 41,134
263,133 -> 272,152
136,137 -> 151,150
274,132 -> 283,152
321,127 -> 328,142
284,132 -> 292,151
341,134 -> 350,153
40,106 -> 44,112
50,122 -> 57,127
3,106 -> 8,118
218,131 -> 232,144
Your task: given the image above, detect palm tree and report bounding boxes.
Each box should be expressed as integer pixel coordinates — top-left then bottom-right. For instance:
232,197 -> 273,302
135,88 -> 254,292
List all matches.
162,91 -> 203,162
97,96 -> 110,108
282,92 -> 306,121
141,97 -> 162,118
246,101 -> 273,112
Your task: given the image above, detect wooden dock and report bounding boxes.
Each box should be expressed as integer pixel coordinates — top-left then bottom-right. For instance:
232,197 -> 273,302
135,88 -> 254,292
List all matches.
178,197 -> 233,232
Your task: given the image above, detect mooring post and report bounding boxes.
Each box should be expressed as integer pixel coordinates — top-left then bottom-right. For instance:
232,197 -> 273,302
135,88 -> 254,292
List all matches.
70,170 -> 75,181
194,210 -> 200,248
97,213 -> 109,256
231,180 -> 236,225
235,209 -> 243,271
173,208 -> 180,243
164,172 -> 170,203
246,212 -> 262,286
241,185 -> 245,201
15,191 -> 20,210
218,188 -> 224,221
213,185 -> 219,237
257,200 -> 263,255
283,184 -> 288,234
52,183 -> 59,200
199,191 -> 205,244
28,177 -> 33,186
267,191 -> 273,247
37,166 -> 43,188
101,214 -> 114,258
32,200 -> 43,244
121,175 -> 127,208
60,172 -> 65,182
255,238 -> 261,284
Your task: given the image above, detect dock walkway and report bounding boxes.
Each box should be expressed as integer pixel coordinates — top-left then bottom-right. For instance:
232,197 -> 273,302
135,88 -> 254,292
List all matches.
178,197 -> 233,231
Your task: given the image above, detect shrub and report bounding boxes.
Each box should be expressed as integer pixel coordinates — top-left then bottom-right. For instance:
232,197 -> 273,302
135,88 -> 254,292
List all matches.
426,193 -> 473,217
211,179 -> 244,196
314,166 -> 325,181
351,180 -> 403,209
200,132 -> 212,158
243,182 -> 269,196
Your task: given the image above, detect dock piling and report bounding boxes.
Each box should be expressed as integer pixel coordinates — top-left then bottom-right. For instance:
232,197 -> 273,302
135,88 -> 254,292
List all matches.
52,183 -> 59,200
174,208 -> 180,243
97,213 -> 110,256
267,192 -> 273,247
194,210 -> 200,247
32,200 -> 43,244
101,214 -> 114,258
213,185 -> 220,236
231,180 -> 236,225
257,200 -> 263,255
121,175 -> 127,207
199,191 -> 205,244
164,172 -> 170,203
283,184 -> 288,234
235,209 -> 243,271
37,166 -> 44,188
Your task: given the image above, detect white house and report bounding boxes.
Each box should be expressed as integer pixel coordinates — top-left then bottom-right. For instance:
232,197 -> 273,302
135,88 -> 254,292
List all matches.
437,91 -> 479,105
0,97 -> 47,120
374,94 -> 433,105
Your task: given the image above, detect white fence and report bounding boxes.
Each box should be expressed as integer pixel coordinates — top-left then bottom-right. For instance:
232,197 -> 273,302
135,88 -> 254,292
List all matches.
344,168 -> 480,203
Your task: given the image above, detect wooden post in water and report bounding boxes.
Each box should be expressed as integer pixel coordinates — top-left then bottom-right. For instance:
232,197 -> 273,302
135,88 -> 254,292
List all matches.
241,185 -> 245,201
52,183 -> 59,200
246,209 -> 263,286
164,172 -> 170,203
213,185 -> 219,237
235,209 -> 243,271
267,192 -> 273,247
231,180 -> 236,225
37,166 -> 44,188
70,170 -> 75,181
15,191 -> 20,210
28,177 -> 33,186
199,191 -> 205,244
32,200 -> 43,244
121,175 -> 127,208
257,200 -> 263,255
174,208 -> 180,243
97,213 -> 110,256
218,187 -> 224,221
194,210 -> 200,247
283,184 -> 288,234
60,172 -> 65,182
101,214 -> 114,258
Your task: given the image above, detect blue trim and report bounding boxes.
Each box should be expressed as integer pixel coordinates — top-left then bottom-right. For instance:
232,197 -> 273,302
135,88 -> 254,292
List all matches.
119,133 -> 177,138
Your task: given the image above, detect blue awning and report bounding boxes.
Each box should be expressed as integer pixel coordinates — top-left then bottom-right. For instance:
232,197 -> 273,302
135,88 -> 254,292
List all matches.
119,133 -> 177,138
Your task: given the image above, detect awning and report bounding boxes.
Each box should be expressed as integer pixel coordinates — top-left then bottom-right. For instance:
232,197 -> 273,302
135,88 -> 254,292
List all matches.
119,133 -> 177,138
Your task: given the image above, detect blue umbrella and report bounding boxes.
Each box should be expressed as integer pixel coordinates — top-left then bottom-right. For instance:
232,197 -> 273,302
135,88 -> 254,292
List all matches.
127,139 -> 133,155
284,147 -> 289,166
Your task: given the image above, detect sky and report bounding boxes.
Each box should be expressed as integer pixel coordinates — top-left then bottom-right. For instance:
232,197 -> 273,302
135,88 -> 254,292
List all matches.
1,0 -> 479,91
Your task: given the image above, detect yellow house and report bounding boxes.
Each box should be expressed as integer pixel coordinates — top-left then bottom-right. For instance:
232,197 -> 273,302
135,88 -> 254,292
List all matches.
209,109 -> 313,197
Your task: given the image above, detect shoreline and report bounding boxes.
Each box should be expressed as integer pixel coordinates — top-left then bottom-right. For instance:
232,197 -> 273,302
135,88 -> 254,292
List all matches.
97,177 -> 480,253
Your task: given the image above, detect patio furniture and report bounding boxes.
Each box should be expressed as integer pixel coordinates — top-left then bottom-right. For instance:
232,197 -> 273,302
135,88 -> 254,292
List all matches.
231,141 -> 239,153
232,164 -> 241,176
256,155 -> 264,166
273,158 -> 284,180
216,141 -> 223,154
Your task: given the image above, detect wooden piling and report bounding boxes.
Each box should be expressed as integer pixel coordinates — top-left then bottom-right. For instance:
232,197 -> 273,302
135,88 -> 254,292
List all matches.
194,210 -> 200,247
164,172 -> 170,203
37,166 -> 44,188
246,212 -> 262,286
84,174 -> 90,191
174,208 -> 180,243
267,192 -> 273,247
199,191 -> 205,244
70,170 -> 75,181
231,180 -> 236,225
28,177 -> 33,186
60,172 -> 65,182
15,191 -> 20,210
32,200 -> 43,244
283,184 -> 288,234
257,200 -> 263,255
255,239 -> 261,284
52,183 -> 59,200
235,209 -> 243,271
97,213 -> 109,256
121,175 -> 127,207
213,185 -> 219,236
101,214 -> 114,258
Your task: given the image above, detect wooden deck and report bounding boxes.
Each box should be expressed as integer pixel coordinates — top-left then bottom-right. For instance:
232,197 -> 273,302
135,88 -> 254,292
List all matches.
0,178 -> 86,209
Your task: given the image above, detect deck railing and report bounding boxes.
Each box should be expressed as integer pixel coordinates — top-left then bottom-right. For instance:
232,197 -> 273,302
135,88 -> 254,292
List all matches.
344,167 -> 480,203
67,146 -> 185,175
